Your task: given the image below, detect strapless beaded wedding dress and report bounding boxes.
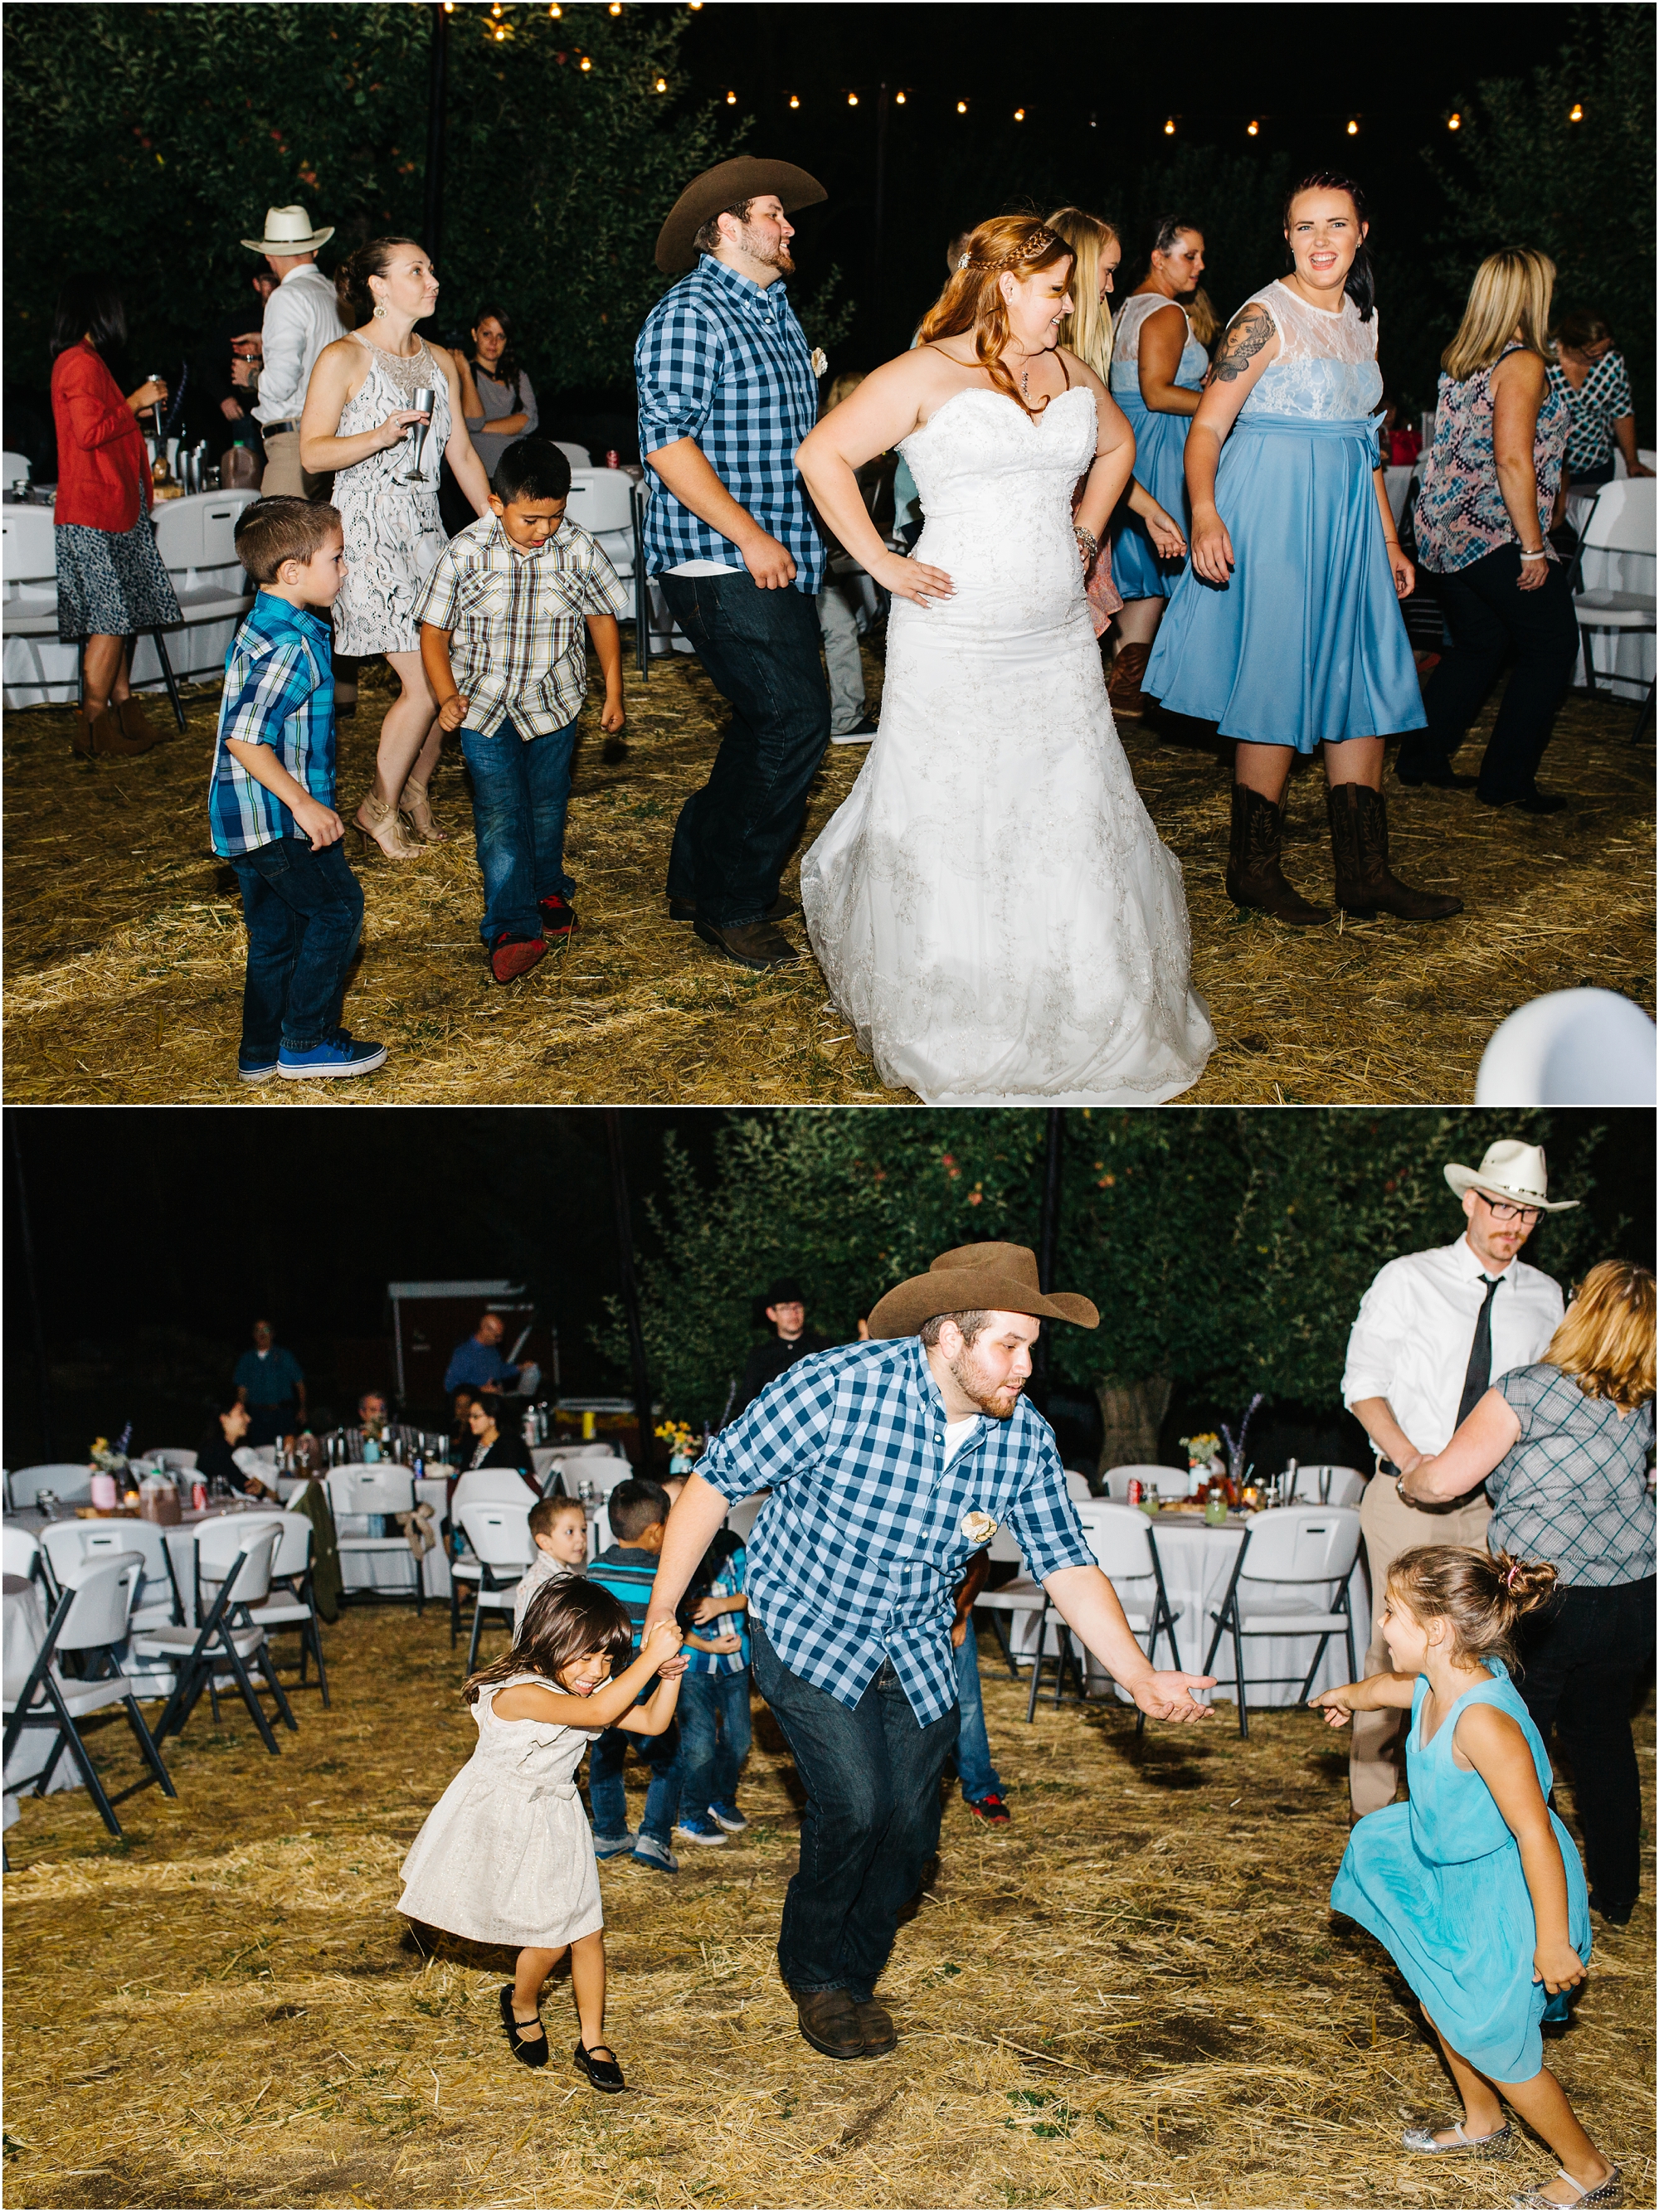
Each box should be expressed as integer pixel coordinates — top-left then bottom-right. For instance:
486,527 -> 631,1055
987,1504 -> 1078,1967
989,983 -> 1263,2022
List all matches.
800,383 -> 1214,1103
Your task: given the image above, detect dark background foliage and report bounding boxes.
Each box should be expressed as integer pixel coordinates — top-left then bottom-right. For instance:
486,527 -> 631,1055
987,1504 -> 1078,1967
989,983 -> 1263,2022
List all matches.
2,1 -> 1650,464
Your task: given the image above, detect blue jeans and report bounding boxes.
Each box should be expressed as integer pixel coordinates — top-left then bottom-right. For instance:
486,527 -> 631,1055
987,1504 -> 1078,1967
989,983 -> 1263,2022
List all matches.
678,1666 -> 752,1814
231,835 -> 365,1055
752,1616 -> 959,2001
460,714 -> 579,945
657,571 -> 830,927
952,1621 -> 1004,1803
587,1718 -> 682,1848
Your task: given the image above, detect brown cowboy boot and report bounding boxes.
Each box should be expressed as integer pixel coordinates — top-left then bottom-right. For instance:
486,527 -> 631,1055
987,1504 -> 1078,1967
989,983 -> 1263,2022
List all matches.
1107,640 -> 1153,718
1224,783 -> 1331,926
1326,781 -> 1463,921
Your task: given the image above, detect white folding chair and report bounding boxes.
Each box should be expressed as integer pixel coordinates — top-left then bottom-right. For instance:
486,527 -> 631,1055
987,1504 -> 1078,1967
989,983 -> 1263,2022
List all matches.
974,1521 -> 1048,1678
0,451 -> 29,491
143,1448 -> 197,1471
134,1524 -> 296,1755
1474,988 -> 1657,1106
445,1467 -> 532,1643
1024,1502 -> 1185,1728
1102,1463 -> 1189,1501
1202,1505 -> 1363,1738
1574,478 -> 1656,738
563,467 -> 635,581
244,1513 -> 329,1706
1063,1471 -> 1094,1503
552,440 -> 591,469
1287,1466 -> 1366,1508
7,1463 -> 95,1510
37,1518 -> 182,1630
724,1493 -> 768,1543
3,1556 -> 177,1837
458,1502 -> 535,1673
326,1466 -> 424,1612
3,1526 -> 43,1588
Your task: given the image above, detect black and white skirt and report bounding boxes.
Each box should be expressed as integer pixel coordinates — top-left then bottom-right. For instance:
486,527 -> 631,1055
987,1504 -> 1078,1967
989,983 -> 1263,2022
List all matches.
55,515 -> 181,642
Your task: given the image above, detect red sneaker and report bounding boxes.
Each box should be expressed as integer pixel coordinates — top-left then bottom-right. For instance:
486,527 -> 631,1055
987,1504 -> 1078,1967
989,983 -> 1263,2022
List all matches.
538,894 -> 578,939
489,931 -> 547,984
966,1792 -> 1011,1825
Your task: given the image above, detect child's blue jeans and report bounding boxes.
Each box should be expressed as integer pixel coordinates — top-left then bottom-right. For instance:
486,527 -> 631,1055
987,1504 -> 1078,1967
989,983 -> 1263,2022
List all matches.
678,1666 -> 752,1815
588,1720 -> 681,1849
460,713 -> 579,946
951,1620 -> 1004,1803
231,834 -> 364,1057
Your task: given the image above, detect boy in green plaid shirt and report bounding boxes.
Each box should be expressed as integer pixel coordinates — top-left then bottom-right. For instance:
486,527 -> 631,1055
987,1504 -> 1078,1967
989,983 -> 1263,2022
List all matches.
416,438 -> 629,985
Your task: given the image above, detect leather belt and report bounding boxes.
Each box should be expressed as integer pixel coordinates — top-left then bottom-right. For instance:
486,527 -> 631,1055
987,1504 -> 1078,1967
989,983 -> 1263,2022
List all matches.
262,420 -> 301,437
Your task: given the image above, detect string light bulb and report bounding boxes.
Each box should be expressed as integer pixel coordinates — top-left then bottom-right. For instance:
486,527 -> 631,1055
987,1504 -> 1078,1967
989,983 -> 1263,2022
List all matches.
1014,107 -> 1024,121
494,23 -> 507,36
848,91 -> 858,106
1163,116 -> 1175,135
547,2 -> 559,12
956,100 -> 967,114
1447,111 -> 1461,130
725,89 -> 736,104
1569,102 -> 1583,120
579,53 -> 591,70
788,93 -> 799,108
654,75 -> 666,91
1346,117 -> 1359,134
607,2 -> 621,12
1247,119 -> 1258,137
895,90 -> 906,105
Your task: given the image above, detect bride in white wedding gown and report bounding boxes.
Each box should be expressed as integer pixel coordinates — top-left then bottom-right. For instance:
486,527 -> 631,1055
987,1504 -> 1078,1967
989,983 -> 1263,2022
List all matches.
796,216 -> 1214,1103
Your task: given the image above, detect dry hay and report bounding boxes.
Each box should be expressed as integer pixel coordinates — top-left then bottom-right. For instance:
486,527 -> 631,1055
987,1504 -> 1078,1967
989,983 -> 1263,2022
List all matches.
2,643 -> 1652,1106
2,1602 -> 1652,2212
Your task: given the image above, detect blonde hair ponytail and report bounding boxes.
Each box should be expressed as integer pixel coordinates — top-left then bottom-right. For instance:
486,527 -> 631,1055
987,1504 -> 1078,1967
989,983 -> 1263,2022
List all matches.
1046,207 -> 1119,380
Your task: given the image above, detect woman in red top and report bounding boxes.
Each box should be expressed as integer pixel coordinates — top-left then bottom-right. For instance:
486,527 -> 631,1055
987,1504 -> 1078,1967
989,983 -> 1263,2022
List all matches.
49,277 -> 181,756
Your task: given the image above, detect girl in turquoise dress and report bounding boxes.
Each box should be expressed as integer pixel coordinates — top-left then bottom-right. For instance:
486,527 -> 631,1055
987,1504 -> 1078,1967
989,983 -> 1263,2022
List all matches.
1315,1544 -> 1618,2211
1144,173 -> 1459,930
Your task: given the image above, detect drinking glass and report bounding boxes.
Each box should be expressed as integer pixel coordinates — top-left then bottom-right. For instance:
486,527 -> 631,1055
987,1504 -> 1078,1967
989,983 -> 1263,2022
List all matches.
397,389 -> 437,484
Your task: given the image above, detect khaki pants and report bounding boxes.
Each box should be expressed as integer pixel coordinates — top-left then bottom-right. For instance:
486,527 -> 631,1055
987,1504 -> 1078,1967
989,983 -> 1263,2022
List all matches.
1350,1474 -> 1491,1816
257,430 -> 331,503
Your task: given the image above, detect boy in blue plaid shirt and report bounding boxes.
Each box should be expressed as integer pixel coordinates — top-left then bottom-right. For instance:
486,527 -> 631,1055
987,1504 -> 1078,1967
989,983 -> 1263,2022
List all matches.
208,498 -> 386,1083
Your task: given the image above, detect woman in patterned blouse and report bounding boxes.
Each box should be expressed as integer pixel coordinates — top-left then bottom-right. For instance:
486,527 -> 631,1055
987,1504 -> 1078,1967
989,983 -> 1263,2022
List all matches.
1408,248 -> 1576,810
1401,1260 -> 1656,1928
1548,310 -> 1654,489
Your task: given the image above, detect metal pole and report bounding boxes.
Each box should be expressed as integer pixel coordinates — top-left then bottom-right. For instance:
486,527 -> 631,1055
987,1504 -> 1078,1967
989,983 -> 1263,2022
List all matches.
423,2 -> 449,266
873,82 -> 889,340
604,1110 -> 655,1471
8,1119 -> 54,1459
1032,1108 -> 1064,1398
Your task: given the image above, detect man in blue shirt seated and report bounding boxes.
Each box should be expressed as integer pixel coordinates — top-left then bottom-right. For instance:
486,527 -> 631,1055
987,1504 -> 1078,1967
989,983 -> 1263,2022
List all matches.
645,1242 -> 1216,2064
233,1317 -> 307,1447
442,1310 -> 522,1397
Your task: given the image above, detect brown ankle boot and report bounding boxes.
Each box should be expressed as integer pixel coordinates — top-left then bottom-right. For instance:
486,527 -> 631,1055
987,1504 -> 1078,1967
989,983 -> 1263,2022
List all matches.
1225,783 -> 1331,926
1326,782 -> 1463,921
1107,640 -> 1153,718
116,698 -> 163,750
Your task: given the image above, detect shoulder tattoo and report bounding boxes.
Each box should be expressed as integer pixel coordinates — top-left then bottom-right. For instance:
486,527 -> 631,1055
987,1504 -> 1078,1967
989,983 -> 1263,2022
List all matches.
1214,304 -> 1274,384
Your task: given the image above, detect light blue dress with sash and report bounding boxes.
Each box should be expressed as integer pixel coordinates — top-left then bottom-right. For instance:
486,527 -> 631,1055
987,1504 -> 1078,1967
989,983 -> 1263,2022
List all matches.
1107,296 -> 1209,601
1331,1659 -> 1591,2084
1143,281 -> 1427,747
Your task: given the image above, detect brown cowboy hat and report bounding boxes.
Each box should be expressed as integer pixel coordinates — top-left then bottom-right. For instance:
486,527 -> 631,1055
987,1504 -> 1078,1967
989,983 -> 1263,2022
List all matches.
654,156 -> 827,276
867,1242 -> 1099,1340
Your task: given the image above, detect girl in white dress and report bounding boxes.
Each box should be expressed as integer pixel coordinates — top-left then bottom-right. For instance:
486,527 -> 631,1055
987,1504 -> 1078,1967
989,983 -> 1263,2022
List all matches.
399,1578 -> 685,2090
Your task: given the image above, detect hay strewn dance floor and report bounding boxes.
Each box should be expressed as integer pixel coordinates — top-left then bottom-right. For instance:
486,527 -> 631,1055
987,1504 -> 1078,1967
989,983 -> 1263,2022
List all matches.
3,1603 -> 1652,2210
2,653 -> 1651,1106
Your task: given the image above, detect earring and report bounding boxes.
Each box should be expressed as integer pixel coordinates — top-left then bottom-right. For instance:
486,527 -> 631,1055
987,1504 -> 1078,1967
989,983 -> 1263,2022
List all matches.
373,304 -> 387,319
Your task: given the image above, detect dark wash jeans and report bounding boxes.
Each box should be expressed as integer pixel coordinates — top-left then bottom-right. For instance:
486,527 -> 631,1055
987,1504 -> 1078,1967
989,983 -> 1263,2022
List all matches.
1516,1574 -> 1655,1908
657,571 -> 830,928
460,714 -> 579,946
587,1717 -> 682,1849
752,1616 -> 960,2001
231,834 -> 365,1055
1410,544 -> 1579,800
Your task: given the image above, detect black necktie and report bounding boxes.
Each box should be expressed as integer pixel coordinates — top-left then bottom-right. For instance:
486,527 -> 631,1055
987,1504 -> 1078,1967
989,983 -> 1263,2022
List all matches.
1456,1276 -> 1502,1431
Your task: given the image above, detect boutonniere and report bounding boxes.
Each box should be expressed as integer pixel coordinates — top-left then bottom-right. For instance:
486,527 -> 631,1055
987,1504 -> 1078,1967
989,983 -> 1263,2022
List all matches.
961,1510 -> 998,1546
810,347 -> 829,379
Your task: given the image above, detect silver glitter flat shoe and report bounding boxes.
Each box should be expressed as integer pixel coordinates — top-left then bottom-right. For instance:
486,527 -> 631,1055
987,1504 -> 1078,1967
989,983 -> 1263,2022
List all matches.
1403,2118 -> 1513,2156
1511,2165 -> 1622,2210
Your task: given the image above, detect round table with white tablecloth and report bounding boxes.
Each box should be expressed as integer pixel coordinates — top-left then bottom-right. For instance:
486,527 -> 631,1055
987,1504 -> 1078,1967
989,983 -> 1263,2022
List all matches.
1005,1514 -> 1368,1711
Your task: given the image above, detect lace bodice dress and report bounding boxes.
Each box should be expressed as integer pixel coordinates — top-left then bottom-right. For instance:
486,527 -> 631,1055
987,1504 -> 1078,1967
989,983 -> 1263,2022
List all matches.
1238,280 -> 1383,421
800,381 -> 1214,1103
397,1674 -> 603,1947
330,336 -> 454,657
1109,293 -> 1209,400
1107,296 -> 1209,599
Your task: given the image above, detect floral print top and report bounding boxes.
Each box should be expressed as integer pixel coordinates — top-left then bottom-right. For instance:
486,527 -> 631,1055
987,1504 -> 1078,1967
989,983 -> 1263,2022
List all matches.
1413,345 -> 1569,575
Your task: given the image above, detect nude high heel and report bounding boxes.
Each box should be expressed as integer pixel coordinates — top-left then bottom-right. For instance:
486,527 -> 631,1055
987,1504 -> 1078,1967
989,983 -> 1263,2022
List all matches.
354,790 -> 424,860
399,776 -> 449,843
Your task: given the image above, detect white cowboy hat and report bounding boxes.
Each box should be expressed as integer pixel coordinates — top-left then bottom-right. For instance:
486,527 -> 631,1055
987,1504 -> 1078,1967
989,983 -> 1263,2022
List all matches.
241,204 -> 334,255
1443,1140 -> 1578,1213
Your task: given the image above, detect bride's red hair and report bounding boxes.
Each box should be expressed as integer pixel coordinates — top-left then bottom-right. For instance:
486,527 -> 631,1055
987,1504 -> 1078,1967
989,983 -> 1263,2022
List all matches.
917,216 -> 1073,416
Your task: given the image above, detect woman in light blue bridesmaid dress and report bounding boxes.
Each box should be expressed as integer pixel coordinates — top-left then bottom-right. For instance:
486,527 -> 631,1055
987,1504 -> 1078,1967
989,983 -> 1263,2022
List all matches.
1145,173 -> 1460,928
1105,216 -> 1209,719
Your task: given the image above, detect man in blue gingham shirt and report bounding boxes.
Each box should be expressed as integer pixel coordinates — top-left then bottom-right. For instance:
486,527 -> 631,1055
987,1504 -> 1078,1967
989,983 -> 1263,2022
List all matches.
635,162 -> 832,963
644,1242 -> 1214,2059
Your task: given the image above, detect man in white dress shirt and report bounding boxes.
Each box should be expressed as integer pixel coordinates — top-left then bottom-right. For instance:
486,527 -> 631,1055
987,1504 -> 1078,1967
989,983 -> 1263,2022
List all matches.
242,205 -> 346,499
1340,1139 -> 1574,1816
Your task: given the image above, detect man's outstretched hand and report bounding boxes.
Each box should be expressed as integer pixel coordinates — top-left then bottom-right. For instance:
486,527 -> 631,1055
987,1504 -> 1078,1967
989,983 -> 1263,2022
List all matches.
1131,1670 -> 1218,1723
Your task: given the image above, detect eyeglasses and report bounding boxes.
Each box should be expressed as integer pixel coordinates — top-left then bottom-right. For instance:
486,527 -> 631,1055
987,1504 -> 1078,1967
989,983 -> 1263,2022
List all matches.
1476,1192 -> 1542,1225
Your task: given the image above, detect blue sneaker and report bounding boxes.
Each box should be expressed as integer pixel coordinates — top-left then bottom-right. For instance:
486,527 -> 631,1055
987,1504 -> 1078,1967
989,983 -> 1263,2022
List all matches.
278,1030 -> 388,1081
708,1801 -> 747,1833
674,1812 -> 727,1846
592,1830 -> 637,1860
630,1835 -> 679,1874
238,1052 -> 280,1084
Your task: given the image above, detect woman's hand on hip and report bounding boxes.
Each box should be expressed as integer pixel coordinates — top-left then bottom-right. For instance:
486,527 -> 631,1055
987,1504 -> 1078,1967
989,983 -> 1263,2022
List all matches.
873,548 -> 955,607
1189,506 -> 1234,585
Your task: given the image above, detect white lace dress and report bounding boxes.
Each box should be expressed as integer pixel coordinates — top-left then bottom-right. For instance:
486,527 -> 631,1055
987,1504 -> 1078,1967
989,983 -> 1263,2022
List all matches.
330,336 -> 452,657
397,1675 -> 603,1947
800,384 -> 1214,1103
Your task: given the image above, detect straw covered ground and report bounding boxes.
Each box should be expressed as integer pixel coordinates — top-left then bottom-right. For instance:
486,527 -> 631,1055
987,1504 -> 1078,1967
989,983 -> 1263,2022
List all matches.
3,1602 -> 1653,2212
2,646 -> 1652,1106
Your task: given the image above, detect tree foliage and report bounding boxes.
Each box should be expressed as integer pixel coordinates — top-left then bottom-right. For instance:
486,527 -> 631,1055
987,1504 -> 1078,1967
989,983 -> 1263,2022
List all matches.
2,2 -> 737,398
596,1111 -> 1619,1427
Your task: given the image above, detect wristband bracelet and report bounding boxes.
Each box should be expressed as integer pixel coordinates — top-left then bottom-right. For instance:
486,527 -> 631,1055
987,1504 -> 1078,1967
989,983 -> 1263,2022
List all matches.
1520,548 -> 1548,562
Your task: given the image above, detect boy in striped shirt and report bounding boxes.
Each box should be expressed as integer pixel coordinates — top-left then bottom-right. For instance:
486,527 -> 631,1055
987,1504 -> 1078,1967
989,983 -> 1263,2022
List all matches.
586,1480 -> 685,1873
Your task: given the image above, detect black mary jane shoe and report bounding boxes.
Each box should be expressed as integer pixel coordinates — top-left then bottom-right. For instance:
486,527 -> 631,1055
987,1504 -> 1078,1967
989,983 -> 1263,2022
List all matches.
499,1985 -> 550,2069
573,2038 -> 627,2093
